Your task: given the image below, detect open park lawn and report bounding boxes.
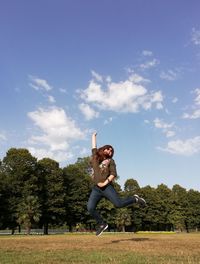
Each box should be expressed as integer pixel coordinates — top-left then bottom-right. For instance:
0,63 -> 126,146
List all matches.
0,232 -> 200,263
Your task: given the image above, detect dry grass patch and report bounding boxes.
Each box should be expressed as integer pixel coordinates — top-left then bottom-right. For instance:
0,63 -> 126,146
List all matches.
0,233 -> 200,263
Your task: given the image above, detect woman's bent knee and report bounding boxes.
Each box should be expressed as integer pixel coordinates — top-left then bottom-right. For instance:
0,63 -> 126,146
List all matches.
87,203 -> 94,213
113,201 -> 123,208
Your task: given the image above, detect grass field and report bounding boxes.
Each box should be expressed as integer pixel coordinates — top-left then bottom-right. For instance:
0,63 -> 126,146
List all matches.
0,232 -> 200,264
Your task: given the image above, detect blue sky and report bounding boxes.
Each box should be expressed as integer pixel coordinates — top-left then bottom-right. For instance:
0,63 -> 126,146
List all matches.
0,0 -> 200,191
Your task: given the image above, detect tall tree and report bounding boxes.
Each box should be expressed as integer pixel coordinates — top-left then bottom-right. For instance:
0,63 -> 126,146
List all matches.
63,157 -> 91,231
37,158 -> 65,234
115,207 -> 132,232
124,179 -> 140,194
1,148 -> 40,233
155,184 -> 173,231
139,185 -> 160,231
16,195 -> 41,235
0,160 -> 10,229
123,179 -> 144,231
186,189 -> 200,232
169,185 -> 188,231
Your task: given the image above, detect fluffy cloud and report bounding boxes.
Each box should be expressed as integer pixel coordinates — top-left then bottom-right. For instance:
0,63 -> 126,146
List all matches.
153,118 -> 175,138
29,76 -> 53,91
182,88 -> 200,119
47,95 -> 56,103
194,88 -> 200,105
172,97 -> 178,103
129,73 -> 150,84
79,73 -> 163,114
0,132 -> 7,142
91,70 -> 103,82
160,70 -> 178,81
139,50 -> 159,70
79,103 -> 99,120
158,136 -> 200,156
140,58 -> 159,70
182,109 -> 200,119
191,28 -> 200,46
142,50 -> 153,56
28,147 -> 74,163
27,107 -> 84,151
104,117 -> 113,125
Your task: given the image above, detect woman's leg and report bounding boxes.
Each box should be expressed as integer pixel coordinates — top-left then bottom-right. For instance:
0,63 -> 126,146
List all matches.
103,184 -> 135,208
87,186 -> 105,225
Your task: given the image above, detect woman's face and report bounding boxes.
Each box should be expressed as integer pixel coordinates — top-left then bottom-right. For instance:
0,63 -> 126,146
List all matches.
103,147 -> 113,158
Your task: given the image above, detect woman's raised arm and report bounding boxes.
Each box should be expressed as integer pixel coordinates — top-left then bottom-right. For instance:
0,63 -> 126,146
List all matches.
92,132 -> 97,149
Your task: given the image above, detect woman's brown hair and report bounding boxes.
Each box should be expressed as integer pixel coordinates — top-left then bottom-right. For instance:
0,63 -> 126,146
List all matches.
94,145 -> 114,164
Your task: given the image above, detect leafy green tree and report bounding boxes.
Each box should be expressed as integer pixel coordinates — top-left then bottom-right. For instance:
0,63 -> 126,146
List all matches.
155,184 -> 173,231
186,189 -> 200,231
0,161 -> 10,229
37,158 -> 65,234
169,185 -> 188,231
1,148 -> 39,233
123,179 -> 143,231
124,179 -> 140,194
16,195 -> 41,234
63,157 -> 91,231
139,185 -> 161,231
115,207 -> 132,232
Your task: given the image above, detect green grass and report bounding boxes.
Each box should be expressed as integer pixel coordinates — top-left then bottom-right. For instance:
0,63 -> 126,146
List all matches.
0,233 -> 200,263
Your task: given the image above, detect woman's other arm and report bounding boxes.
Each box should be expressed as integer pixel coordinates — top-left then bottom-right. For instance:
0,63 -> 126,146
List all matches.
97,175 -> 115,187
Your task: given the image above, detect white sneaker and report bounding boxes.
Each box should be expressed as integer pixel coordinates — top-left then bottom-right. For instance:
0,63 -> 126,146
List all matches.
134,194 -> 147,207
96,223 -> 108,236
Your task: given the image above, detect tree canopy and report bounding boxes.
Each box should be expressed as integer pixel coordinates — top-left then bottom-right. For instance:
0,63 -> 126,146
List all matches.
0,148 -> 200,234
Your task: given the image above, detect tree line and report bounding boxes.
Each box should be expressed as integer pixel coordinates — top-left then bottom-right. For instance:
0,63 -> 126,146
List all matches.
0,148 -> 200,234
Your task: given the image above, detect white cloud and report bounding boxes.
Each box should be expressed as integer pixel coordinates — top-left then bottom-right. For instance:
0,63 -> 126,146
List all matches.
153,118 -> 175,138
47,95 -> 56,103
182,109 -> 200,119
27,107 -> 84,151
154,118 -> 173,129
0,132 -> 7,142
191,28 -> 200,46
160,70 -> 178,81
104,117 -> 113,125
194,88 -> 200,105
144,119 -> 150,124
140,58 -> 159,70
59,88 -> 67,94
158,136 -> 200,156
91,70 -> 103,82
142,50 -> 153,56
165,130 -> 176,138
172,97 -> 178,103
129,73 -> 150,84
139,51 -> 159,70
182,88 -> 200,119
29,76 -> 53,91
79,75 -> 163,113
79,103 -> 99,120
28,147 -> 74,163
106,76 -> 112,83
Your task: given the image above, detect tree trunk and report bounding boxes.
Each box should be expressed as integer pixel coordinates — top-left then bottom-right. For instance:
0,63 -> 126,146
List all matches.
43,223 -> 48,235
27,226 -> 31,235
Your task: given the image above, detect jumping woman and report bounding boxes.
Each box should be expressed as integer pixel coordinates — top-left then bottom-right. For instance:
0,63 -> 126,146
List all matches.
87,132 -> 146,236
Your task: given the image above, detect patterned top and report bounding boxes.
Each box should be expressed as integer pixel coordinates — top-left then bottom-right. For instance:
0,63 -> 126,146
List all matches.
90,148 -> 117,184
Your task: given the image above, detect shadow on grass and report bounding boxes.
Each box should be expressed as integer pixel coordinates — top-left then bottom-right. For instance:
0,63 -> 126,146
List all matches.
111,238 -> 150,243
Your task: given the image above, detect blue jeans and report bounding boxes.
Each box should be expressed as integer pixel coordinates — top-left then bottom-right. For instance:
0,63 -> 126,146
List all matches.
87,184 -> 135,225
